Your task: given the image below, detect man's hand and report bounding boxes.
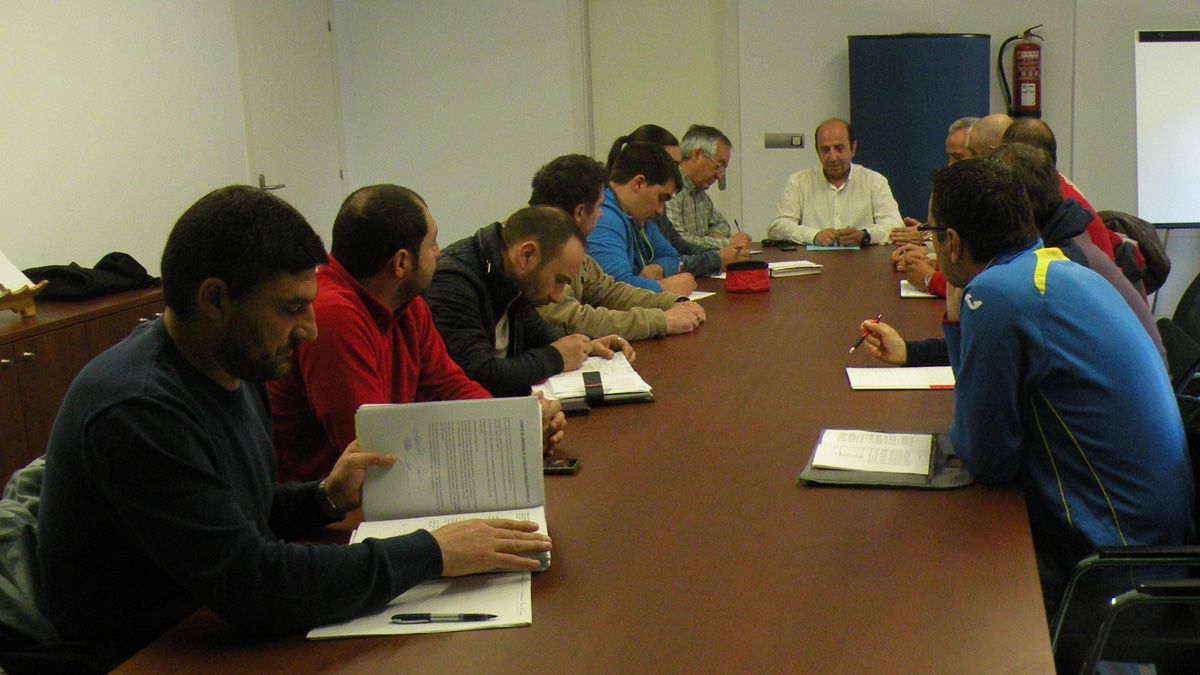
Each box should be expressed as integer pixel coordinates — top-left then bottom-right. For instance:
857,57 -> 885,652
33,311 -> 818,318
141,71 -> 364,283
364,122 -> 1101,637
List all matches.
639,263 -> 665,280
889,216 -> 925,245
859,320 -> 908,366
729,231 -> 752,250
834,227 -> 865,247
658,273 -> 697,295
551,333 -> 593,371
589,334 -> 636,362
814,228 -> 838,246
663,301 -> 705,334
431,519 -> 552,576
718,241 -> 751,267
904,256 -> 938,291
534,392 -> 565,455
890,243 -> 926,271
323,441 -> 398,513
945,283 -> 963,323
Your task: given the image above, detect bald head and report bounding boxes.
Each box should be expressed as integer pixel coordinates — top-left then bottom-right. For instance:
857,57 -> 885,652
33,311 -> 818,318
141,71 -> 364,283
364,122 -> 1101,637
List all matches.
1001,117 -> 1057,165
967,113 -> 1013,158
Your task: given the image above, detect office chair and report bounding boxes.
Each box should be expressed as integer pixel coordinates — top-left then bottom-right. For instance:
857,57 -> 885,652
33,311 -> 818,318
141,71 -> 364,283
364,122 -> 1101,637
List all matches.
1158,317 -> 1200,397
1174,270 -> 1200,345
1050,390 -> 1200,675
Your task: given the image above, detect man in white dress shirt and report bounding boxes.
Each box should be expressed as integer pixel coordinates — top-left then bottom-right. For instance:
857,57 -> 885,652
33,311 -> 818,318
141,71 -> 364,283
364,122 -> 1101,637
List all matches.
766,118 -> 902,246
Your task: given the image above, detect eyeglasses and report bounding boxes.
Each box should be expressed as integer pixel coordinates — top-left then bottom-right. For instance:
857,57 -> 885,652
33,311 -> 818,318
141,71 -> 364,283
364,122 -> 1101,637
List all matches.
702,153 -> 728,174
916,223 -> 949,232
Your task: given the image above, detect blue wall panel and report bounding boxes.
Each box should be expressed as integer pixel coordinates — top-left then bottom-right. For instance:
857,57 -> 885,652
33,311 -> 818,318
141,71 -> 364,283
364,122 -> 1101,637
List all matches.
849,34 -> 990,220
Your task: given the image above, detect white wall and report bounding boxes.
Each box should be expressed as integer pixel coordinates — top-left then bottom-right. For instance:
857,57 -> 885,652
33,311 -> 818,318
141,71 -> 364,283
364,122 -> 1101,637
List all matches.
0,1 -> 248,275
1071,1 -> 1200,317
332,0 -> 590,246
736,0 -> 1076,237
588,0 -> 741,219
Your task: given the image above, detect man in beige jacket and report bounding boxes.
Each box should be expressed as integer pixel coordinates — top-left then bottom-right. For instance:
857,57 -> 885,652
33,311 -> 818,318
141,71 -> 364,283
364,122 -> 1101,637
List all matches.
531,154 -> 705,340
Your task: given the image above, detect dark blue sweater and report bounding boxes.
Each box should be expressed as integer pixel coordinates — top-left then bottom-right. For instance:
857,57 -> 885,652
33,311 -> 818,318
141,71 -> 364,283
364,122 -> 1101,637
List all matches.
37,320 -> 440,666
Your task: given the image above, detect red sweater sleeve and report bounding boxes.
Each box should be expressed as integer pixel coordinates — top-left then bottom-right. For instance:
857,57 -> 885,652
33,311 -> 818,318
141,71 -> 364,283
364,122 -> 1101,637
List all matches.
928,270 -> 947,298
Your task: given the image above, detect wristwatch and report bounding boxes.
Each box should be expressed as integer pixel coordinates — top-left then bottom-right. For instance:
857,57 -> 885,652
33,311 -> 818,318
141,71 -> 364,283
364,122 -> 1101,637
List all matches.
860,229 -> 872,246
315,479 -> 343,519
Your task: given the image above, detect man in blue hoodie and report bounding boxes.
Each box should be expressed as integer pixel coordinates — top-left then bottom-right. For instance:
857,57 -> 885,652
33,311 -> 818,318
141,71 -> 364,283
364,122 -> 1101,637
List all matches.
587,142 -> 696,295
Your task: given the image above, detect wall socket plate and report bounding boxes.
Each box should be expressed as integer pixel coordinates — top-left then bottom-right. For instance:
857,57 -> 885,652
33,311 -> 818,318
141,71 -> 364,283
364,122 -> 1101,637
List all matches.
765,133 -> 804,149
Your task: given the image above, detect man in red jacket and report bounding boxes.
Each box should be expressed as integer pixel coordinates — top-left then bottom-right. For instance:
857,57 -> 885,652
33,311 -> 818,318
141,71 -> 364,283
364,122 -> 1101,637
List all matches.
268,184 -> 564,482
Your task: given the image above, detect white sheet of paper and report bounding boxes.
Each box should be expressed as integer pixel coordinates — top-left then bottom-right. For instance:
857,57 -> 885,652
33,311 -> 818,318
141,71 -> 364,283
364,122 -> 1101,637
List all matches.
687,291 -> 716,301
531,353 -> 650,400
900,280 -> 937,298
845,366 -> 954,390
306,570 -> 531,639
811,429 -> 933,475
0,249 -> 33,293
358,398 -> 543,521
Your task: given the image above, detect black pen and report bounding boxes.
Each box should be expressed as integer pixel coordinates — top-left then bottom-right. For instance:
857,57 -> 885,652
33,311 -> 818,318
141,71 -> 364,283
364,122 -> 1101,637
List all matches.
733,218 -> 742,232
391,612 -> 497,624
849,314 -> 882,353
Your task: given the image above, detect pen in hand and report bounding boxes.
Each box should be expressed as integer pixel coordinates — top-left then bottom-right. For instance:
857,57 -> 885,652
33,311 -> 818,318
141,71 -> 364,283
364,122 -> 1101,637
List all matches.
849,313 -> 882,353
391,613 -> 497,624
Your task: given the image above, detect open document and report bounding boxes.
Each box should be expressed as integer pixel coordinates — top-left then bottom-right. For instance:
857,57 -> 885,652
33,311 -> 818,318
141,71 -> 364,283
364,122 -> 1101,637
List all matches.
846,366 -> 954,390
811,429 -> 933,475
532,353 -> 652,404
307,398 -> 549,639
797,429 -> 973,489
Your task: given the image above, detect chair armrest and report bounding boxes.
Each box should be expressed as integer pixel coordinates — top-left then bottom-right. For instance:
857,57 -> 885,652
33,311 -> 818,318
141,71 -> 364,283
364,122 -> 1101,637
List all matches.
1136,579 -> 1200,597
1095,545 -> 1200,561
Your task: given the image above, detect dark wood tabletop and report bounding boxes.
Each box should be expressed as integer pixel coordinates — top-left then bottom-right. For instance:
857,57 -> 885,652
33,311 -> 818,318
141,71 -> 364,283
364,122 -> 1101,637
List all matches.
115,246 -> 1054,674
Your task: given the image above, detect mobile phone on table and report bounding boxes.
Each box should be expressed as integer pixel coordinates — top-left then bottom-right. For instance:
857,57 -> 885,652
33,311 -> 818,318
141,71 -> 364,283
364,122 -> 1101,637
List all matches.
543,456 -> 580,474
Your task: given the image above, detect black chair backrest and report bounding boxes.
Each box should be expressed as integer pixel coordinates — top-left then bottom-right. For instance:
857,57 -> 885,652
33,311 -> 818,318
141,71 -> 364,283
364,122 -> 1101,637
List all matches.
1158,317 -> 1200,393
1175,271 -> 1200,345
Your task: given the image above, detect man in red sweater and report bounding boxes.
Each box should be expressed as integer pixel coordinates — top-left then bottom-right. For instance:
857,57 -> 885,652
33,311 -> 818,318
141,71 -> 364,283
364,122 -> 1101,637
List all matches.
268,184 -> 564,482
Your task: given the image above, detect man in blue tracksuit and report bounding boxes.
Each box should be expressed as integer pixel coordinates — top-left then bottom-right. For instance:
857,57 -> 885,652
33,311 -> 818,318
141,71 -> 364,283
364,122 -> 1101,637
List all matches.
926,160 -> 1193,617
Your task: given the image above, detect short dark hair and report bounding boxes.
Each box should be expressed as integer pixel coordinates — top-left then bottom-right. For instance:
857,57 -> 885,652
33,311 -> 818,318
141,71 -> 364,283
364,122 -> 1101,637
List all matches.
815,118 -> 855,146
529,155 -> 607,216
608,141 -> 681,187
605,124 -> 679,171
331,184 -> 428,279
161,186 -> 326,315
500,205 -> 583,261
929,159 -> 1039,264
1001,117 -> 1058,165
991,143 -> 1062,227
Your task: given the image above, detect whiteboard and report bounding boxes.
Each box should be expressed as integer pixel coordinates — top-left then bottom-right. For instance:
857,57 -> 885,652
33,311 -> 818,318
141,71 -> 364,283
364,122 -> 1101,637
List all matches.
1135,30 -> 1200,224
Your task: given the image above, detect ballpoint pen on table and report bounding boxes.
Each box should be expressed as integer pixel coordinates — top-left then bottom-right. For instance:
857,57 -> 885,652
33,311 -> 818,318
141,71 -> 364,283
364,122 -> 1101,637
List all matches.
849,313 -> 882,353
391,613 -> 498,624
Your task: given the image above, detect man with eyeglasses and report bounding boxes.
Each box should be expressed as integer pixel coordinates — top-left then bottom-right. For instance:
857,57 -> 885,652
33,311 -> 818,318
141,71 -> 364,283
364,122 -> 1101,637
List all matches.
767,118 -> 902,247
665,125 -> 750,259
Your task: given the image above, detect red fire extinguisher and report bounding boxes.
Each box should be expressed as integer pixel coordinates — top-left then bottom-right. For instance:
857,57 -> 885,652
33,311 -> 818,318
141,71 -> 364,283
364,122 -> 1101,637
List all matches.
999,24 -> 1044,118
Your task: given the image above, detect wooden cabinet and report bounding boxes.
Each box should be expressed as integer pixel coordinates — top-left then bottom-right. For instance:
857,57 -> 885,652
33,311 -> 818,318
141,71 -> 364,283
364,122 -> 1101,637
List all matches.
0,289 -> 164,486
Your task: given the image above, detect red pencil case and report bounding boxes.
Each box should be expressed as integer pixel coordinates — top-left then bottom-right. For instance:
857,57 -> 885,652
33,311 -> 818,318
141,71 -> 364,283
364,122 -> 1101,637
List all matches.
724,260 -> 770,293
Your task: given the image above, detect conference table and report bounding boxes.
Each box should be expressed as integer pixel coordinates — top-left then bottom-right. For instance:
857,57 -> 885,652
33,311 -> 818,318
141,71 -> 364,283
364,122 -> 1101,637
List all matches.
116,246 -> 1055,673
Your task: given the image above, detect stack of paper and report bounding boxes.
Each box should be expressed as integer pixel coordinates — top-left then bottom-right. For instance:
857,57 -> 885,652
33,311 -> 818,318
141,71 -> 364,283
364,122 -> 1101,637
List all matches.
811,429 -> 934,476
712,260 -> 822,279
845,366 -> 954,390
900,280 -> 937,298
532,353 -> 651,402
767,260 -> 823,277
